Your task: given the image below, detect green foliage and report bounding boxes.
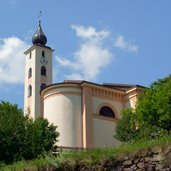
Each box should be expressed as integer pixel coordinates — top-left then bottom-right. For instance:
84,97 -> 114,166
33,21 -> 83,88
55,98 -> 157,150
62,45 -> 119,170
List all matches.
0,101 -> 59,164
136,75 -> 171,134
114,109 -> 139,142
0,101 -> 25,163
22,117 -> 59,160
115,75 -> 171,143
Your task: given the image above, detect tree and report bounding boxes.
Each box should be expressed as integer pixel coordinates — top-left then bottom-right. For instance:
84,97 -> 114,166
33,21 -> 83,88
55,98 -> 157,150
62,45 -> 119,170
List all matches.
114,109 -> 139,142
115,75 -> 171,142
0,101 -> 59,163
22,117 -> 59,160
0,101 -> 25,163
136,75 -> 171,134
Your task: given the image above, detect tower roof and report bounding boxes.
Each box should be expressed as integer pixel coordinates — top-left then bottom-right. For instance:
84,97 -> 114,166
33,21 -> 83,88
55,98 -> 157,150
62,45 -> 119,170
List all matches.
32,21 -> 47,46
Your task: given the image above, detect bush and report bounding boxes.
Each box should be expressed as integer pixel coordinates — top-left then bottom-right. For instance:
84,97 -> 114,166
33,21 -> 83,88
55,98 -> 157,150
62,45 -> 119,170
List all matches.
136,75 -> 171,134
114,109 -> 139,142
0,101 -> 25,163
21,117 -> 59,160
115,75 -> 171,142
0,101 -> 59,164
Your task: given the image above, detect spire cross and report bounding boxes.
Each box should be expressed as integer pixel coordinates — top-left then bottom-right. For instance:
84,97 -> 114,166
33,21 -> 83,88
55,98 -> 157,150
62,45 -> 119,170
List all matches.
38,11 -> 42,23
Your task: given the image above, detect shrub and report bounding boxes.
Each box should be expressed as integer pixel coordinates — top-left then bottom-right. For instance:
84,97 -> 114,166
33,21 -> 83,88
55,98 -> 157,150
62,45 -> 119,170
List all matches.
0,101 -> 59,164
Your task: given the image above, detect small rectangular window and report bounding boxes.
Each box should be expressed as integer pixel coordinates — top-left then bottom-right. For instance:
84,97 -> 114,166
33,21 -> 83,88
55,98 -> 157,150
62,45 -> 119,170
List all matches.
42,51 -> 45,57
29,52 -> 32,59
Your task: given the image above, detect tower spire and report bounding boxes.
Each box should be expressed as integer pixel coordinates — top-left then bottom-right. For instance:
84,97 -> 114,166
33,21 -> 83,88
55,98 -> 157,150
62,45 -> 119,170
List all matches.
32,12 -> 47,46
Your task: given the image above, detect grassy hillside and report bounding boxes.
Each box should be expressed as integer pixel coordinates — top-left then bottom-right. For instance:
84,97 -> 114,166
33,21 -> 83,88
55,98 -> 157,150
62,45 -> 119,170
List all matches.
1,135 -> 171,171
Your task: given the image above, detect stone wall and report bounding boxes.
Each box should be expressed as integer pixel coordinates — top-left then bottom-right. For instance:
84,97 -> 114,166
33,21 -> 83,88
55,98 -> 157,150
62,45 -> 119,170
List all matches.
62,145 -> 171,171
116,146 -> 171,171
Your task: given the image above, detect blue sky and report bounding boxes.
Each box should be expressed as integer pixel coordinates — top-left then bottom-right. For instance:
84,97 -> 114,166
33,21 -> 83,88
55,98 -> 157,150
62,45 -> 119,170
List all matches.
0,0 -> 171,109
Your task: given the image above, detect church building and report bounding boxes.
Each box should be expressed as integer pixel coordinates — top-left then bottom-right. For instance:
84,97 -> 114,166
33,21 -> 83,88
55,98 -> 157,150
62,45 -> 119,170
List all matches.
24,21 -> 144,149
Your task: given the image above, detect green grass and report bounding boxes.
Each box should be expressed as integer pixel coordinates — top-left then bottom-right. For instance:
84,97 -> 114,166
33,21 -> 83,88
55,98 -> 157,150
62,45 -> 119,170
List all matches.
1,135 -> 171,171
0,158 -> 50,171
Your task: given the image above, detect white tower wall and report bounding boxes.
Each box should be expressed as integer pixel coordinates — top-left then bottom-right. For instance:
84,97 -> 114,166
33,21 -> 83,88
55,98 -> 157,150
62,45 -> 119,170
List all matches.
24,46 -> 53,119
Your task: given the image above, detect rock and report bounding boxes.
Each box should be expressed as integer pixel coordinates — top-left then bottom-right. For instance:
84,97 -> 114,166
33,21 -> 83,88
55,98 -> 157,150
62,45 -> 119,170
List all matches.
123,168 -> 131,171
123,156 -> 129,160
111,167 -> 122,171
152,154 -> 160,162
137,162 -> 144,169
140,157 -> 145,162
152,148 -> 159,155
130,164 -> 137,170
145,157 -> 152,162
141,151 -> 148,157
145,165 -> 155,171
155,163 -> 163,170
123,160 -> 132,166
133,158 -> 140,164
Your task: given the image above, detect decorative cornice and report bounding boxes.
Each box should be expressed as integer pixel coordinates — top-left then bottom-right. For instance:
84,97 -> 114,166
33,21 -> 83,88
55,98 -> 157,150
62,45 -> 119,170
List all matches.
24,45 -> 54,55
91,86 -> 124,102
81,82 -> 124,94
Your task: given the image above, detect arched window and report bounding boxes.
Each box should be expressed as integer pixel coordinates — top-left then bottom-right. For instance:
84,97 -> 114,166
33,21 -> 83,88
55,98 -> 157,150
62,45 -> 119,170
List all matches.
41,66 -> 46,76
28,85 -> 32,97
28,68 -> 32,78
40,83 -> 46,90
99,106 -> 115,118
42,51 -> 45,57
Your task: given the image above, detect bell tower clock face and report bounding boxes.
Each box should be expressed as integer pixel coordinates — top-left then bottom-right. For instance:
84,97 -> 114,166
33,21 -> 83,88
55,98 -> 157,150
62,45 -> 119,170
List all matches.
40,56 -> 48,65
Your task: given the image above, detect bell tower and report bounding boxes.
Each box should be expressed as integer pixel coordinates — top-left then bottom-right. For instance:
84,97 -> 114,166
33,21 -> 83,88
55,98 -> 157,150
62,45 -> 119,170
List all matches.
24,21 -> 53,119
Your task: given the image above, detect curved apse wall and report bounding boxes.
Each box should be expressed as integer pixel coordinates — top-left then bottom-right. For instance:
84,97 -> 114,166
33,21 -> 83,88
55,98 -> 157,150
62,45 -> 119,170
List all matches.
42,84 -> 82,148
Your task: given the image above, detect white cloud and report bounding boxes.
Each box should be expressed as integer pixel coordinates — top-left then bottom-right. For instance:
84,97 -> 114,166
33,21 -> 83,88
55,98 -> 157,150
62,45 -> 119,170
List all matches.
0,37 -> 30,84
71,25 -> 109,41
56,56 -> 78,68
56,25 -> 112,81
114,35 -> 138,53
